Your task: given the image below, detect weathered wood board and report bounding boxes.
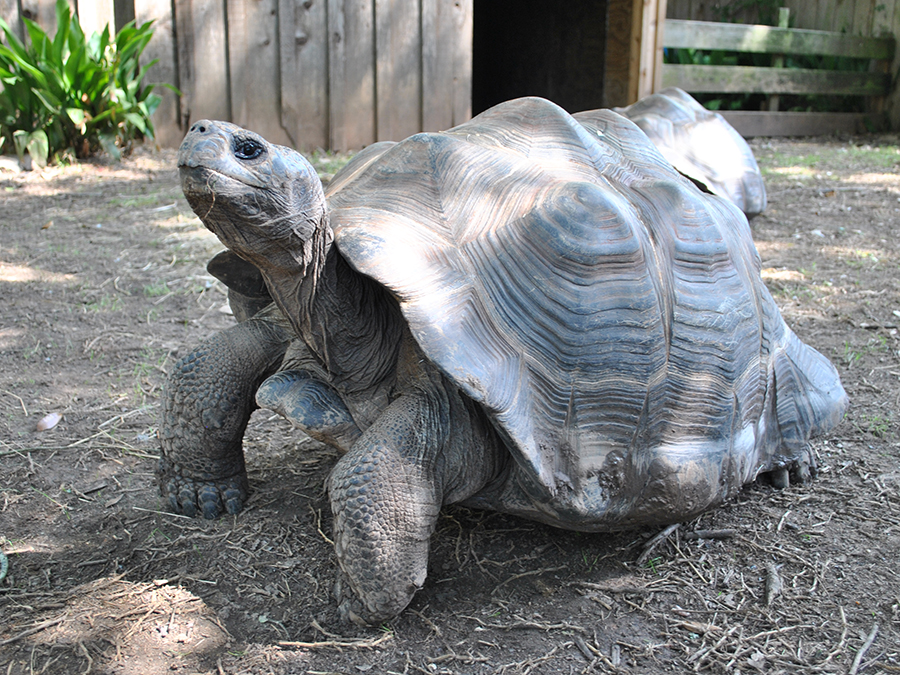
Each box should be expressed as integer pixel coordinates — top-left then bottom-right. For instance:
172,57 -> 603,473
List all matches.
422,0 -> 472,131
175,0 -> 230,124
77,0 -> 116,36
663,64 -> 891,96
665,19 -> 895,59
228,0 -> 292,147
328,0 -> 377,150
135,0 -> 182,147
720,110 -> 872,136
1,0 -> 22,40
280,0 -> 328,150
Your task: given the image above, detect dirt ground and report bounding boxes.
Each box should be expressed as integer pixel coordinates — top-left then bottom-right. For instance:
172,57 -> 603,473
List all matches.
0,134 -> 898,675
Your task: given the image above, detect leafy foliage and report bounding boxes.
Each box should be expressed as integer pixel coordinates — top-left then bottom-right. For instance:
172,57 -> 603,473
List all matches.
0,0 -> 171,166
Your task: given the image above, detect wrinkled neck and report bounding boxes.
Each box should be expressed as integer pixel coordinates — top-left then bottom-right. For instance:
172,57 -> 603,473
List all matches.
263,229 -> 404,395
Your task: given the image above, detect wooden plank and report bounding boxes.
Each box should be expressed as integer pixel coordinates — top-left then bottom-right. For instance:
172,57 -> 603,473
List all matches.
450,0 -> 472,128
374,0 -> 421,141
76,0 -> 116,36
226,0 -> 290,145
787,0 -> 817,30
135,0 -> 182,147
664,19 -> 895,59
114,0 -> 135,27
421,0 -> 471,131
175,0 -> 230,125
817,0 -> 833,33
604,0 -> 637,106
1,0 -> 23,41
280,0 -> 328,151
637,0 -> 666,99
832,0 -> 854,34
852,0 -> 874,36
872,0 -> 897,36
662,63 -> 891,95
328,0 -> 376,152
19,0 -> 64,36
719,110 -> 871,136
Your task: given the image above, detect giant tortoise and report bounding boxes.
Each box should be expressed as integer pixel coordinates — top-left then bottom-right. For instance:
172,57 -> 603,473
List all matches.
160,97 -> 847,625
615,87 -> 768,218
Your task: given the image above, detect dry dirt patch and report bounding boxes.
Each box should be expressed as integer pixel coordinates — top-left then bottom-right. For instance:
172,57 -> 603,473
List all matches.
0,139 -> 898,674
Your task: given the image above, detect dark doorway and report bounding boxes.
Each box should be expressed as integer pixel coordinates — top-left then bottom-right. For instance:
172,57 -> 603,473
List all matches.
472,0 -> 609,115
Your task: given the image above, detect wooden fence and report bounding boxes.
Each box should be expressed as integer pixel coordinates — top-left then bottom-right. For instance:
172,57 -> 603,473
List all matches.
666,0 -> 900,132
1,0 -> 472,151
662,16 -> 896,135
667,0 -> 900,36
2,0 -> 679,150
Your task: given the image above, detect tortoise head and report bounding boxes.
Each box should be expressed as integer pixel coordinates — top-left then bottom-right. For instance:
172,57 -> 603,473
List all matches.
178,120 -> 330,276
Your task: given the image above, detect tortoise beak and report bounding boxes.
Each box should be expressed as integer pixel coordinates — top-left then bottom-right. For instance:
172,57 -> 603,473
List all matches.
178,120 -> 228,169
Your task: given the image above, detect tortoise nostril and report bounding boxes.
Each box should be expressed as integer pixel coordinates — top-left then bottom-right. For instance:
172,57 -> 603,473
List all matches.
191,123 -> 207,133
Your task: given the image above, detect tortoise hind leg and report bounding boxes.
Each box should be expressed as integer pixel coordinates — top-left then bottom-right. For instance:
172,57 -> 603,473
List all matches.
760,331 -> 848,489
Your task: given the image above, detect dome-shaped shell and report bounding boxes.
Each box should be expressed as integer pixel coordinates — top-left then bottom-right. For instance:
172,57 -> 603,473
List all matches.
327,98 -> 845,526
610,87 -> 767,218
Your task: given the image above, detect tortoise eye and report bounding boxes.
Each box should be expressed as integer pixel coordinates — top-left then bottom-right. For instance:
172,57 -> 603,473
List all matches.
233,137 -> 264,160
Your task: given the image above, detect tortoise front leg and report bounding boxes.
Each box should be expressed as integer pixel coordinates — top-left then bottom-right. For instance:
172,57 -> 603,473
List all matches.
158,312 -> 292,519
328,389 -> 503,625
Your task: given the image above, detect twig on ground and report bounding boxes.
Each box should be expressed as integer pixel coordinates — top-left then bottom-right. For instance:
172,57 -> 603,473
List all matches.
684,529 -> 737,540
0,616 -> 66,646
848,623 -> 879,675
278,631 -> 393,650
491,565 -> 567,595
765,562 -> 783,606
637,524 -> 680,566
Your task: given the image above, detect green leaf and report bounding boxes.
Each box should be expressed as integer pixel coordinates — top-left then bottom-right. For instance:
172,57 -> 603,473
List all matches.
13,129 -> 29,161
124,112 -> 147,134
27,129 -> 49,168
66,108 -> 86,125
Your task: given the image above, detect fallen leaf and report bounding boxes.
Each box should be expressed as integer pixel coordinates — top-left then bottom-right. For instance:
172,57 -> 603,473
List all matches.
36,412 -> 61,431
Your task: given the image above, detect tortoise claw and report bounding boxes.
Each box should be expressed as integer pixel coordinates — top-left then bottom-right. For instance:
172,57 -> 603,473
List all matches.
159,459 -> 248,519
762,455 -> 816,490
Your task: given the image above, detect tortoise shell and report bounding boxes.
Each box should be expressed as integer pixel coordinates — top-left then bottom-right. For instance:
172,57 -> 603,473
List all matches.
612,87 -> 767,218
323,98 -> 845,525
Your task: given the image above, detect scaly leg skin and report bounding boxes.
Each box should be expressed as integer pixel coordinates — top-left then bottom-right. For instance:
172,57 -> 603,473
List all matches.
158,313 -> 292,519
328,389 -> 503,625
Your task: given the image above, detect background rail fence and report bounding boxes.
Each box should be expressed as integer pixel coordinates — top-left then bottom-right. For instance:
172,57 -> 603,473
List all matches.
662,14 -> 896,135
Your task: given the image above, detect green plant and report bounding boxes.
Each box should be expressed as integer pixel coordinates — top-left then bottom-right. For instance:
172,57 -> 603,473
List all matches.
0,0 -> 173,165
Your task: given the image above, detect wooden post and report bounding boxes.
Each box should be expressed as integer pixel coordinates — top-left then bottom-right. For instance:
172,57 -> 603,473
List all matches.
375,0 -> 422,142
604,0 -> 640,107
768,7 -> 790,112
636,0 -> 667,101
421,0 -> 472,132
